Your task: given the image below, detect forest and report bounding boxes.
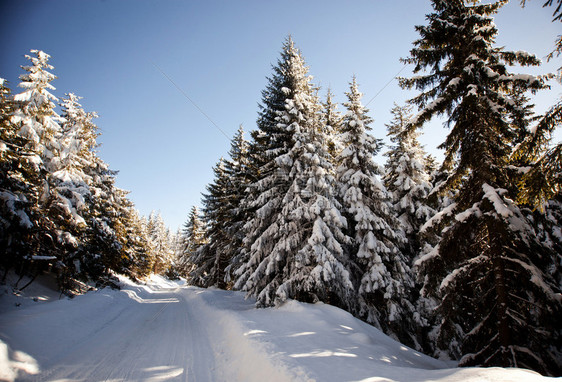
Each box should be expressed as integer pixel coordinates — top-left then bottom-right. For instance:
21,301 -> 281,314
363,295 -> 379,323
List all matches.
1,0 -> 561,377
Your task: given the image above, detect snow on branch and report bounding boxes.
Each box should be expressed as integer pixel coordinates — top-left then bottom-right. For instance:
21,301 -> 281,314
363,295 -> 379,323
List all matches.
503,257 -> 562,303
420,202 -> 457,233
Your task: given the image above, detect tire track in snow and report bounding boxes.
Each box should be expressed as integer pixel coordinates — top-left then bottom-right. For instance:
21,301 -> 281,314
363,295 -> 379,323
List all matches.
3,283 -> 307,382
7,284 -> 216,381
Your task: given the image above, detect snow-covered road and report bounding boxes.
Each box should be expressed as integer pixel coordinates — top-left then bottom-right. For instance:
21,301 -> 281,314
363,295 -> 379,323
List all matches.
0,277 -> 553,381
2,281 -> 217,381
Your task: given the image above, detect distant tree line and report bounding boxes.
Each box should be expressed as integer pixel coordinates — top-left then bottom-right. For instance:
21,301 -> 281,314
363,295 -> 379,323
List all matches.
176,0 -> 562,376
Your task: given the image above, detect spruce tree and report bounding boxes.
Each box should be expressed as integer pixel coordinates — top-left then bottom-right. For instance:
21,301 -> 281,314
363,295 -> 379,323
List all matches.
179,206 -> 205,278
147,211 -> 173,275
190,159 -> 231,288
83,148 -> 139,281
11,50 -> 62,171
2,51 -> 152,287
48,93 -> 98,286
235,37 -> 312,293
222,126 -> 252,285
383,103 -> 435,259
64,97 -> 130,283
236,37 -> 309,273
0,78 -> 40,278
191,127 -> 251,289
402,0 -> 561,374
321,89 -> 343,162
235,38 -> 353,309
335,78 -> 412,339
9,50 -> 65,282
120,206 -> 155,279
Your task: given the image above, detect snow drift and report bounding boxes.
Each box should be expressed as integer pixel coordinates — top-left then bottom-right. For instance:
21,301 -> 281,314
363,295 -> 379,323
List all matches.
0,276 -> 553,381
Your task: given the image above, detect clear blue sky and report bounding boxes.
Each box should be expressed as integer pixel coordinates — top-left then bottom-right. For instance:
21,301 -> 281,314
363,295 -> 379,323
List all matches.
1,0 -> 560,230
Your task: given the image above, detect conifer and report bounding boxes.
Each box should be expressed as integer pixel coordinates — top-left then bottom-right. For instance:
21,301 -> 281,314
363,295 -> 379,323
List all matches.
402,0 -> 561,374
236,38 -> 353,309
336,78 -> 412,338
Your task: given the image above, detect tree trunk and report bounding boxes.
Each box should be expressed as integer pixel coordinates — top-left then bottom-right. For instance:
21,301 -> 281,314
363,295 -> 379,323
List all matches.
489,222 -> 512,366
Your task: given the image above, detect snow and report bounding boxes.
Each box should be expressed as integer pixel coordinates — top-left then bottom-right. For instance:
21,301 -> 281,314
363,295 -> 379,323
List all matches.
0,276 -> 553,381
420,202 -> 457,233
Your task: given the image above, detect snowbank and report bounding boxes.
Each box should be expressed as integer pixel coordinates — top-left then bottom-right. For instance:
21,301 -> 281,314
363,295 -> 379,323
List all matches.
0,277 -> 553,381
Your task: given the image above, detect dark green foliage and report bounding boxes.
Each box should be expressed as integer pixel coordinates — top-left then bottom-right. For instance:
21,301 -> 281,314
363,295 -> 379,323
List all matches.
0,78 -> 44,280
404,0 -> 561,375
190,159 -> 231,288
321,89 -> 343,162
178,206 -> 204,278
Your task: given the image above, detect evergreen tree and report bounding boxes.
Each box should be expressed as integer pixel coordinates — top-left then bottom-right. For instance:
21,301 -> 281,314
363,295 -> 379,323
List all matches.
190,159 -> 231,288
47,93 -> 98,287
147,211 -> 173,275
191,127 -> 251,289
402,0 -> 561,374
335,78 -> 412,339
514,101 -> 561,209
121,207 -> 155,279
179,206 -> 205,278
235,36 -> 312,293
0,78 -> 41,278
383,103 -> 435,258
236,37 -> 308,274
11,50 -> 62,172
8,50 -> 65,282
83,161 -> 126,280
321,89 -> 343,161
235,38 -> 354,309
48,92 -> 137,288
222,126 -> 252,285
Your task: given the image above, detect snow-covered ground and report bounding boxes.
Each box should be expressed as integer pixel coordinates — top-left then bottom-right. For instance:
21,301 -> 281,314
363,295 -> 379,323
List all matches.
0,275 -> 555,381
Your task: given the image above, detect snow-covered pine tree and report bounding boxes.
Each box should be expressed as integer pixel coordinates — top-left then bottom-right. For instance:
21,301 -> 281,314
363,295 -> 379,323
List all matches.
222,126 -> 252,285
235,38 -> 354,309
190,159 -> 231,288
58,92 -> 149,286
235,37 -> 309,276
147,211 -> 174,275
83,161 -> 126,279
192,128 -> 250,288
119,206 -> 155,279
167,228 -> 186,278
59,95 -> 125,282
9,50 -> 66,279
1,51 -> 151,287
383,103 -> 435,260
0,78 -> 41,278
178,206 -> 205,278
12,50 -> 62,173
47,93 -> 99,286
234,36 -> 312,293
402,0 -> 561,374
383,103 -> 437,349
321,89 -> 343,162
335,77 -> 412,340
